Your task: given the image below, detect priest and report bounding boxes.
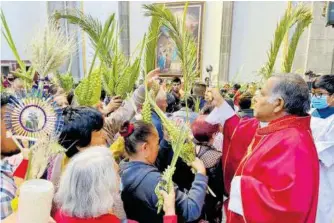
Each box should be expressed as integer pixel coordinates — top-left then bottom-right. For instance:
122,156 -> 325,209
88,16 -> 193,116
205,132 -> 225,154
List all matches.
207,73 -> 319,223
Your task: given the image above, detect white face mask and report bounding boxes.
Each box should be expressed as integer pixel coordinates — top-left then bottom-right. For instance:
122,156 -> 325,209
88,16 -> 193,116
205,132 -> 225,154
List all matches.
259,122 -> 269,128
212,132 -> 224,152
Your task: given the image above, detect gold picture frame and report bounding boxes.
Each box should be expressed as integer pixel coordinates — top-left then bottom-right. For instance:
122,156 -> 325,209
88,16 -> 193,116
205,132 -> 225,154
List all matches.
156,1 -> 204,78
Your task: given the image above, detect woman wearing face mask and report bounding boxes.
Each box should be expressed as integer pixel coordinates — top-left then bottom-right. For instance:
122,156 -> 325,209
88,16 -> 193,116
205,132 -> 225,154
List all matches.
119,121 -> 208,223
310,74 -> 334,223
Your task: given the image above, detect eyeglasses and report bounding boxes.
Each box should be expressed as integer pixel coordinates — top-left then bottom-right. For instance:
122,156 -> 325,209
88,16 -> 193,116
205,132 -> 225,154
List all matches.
311,92 -> 332,98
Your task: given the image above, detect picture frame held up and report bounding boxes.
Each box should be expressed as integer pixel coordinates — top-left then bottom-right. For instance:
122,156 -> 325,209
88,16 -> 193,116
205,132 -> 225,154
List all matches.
156,1 -> 204,78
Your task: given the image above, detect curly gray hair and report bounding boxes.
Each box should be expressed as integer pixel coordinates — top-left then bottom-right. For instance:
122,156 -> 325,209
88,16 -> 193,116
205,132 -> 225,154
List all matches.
55,146 -> 119,218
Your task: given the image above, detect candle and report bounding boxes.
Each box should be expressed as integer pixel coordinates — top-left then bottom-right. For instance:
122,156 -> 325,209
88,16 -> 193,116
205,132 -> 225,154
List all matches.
17,179 -> 54,223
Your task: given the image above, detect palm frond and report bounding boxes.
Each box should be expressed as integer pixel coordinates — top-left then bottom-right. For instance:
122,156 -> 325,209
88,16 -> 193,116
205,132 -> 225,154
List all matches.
31,21 -> 76,77
144,10 -> 162,73
1,9 -> 35,88
259,7 -> 292,79
53,9 -> 115,65
144,3 -> 198,97
74,66 -> 102,106
194,97 -> 201,113
282,7 -> 312,73
53,9 -> 102,45
260,3 -> 312,79
1,9 -> 26,70
281,1 -> 292,71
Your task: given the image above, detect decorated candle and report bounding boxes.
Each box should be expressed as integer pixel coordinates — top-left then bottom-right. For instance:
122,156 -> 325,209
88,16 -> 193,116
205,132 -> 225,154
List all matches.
17,179 -> 54,223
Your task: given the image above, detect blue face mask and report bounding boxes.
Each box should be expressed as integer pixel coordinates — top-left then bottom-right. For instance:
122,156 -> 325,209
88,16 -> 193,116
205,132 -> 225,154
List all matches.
311,95 -> 328,109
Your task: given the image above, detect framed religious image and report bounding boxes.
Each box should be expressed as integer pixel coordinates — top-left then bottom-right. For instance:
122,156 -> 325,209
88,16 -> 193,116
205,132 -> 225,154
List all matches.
156,1 -> 204,78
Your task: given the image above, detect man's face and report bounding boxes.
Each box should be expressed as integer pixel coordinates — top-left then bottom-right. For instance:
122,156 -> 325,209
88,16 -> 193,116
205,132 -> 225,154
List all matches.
253,78 -> 284,122
1,106 -> 20,157
172,82 -> 181,93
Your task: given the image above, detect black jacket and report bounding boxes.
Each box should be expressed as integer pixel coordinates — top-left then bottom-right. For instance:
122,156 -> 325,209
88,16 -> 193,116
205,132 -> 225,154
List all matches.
120,161 -> 208,223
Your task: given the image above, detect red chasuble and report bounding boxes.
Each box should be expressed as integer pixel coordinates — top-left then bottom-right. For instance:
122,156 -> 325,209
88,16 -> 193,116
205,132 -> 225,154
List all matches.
222,116 -> 258,195
226,115 -> 319,223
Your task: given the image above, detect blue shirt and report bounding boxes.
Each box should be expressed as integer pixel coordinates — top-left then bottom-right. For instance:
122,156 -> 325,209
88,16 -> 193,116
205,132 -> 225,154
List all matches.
312,107 -> 334,119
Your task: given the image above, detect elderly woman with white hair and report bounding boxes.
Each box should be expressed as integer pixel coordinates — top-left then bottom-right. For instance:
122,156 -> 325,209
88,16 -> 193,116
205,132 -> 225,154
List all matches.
54,146 -> 177,223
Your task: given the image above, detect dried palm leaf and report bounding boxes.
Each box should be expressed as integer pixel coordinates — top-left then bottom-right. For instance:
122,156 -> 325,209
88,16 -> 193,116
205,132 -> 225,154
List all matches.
31,21 -> 76,77
27,136 -> 65,180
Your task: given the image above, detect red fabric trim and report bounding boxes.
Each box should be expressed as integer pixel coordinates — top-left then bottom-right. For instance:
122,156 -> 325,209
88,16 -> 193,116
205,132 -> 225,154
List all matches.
120,123 -> 135,137
163,215 -> 178,223
257,115 -> 311,135
13,159 -> 28,179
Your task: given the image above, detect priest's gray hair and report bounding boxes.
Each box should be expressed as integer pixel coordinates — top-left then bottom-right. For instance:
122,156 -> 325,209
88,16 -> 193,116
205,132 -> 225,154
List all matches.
55,146 -> 119,218
268,73 -> 310,116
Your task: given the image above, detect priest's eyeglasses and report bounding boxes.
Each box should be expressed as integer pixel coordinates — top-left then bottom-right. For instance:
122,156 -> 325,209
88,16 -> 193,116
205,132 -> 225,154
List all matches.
311,92 -> 332,98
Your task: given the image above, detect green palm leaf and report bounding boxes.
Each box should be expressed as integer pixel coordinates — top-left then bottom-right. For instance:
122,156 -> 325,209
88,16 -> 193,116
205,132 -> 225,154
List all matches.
74,67 -> 102,106
1,9 -> 35,87
1,9 -> 26,71
144,2 -> 198,121
144,12 -> 162,73
54,9 -> 115,65
260,3 -> 312,79
282,8 -> 312,73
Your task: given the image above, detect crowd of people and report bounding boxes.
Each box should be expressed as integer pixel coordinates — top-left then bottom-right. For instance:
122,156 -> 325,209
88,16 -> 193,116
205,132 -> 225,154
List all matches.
1,71 -> 334,223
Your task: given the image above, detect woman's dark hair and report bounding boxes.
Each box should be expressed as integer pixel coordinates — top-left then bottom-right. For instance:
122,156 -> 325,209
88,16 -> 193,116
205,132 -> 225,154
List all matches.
180,96 -> 195,110
312,74 -> 334,94
172,77 -> 181,84
233,84 -> 241,91
59,106 -> 104,158
238,92 -> 253,110
67,91 -> 74,105
1,92 -> 11,107
120,121 -> 154,155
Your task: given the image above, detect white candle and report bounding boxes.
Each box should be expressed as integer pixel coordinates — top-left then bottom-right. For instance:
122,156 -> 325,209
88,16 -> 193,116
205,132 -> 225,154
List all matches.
17,179 -> 54,223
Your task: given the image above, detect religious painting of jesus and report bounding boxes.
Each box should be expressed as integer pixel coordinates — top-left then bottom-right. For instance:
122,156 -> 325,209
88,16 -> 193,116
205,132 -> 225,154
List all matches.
156,1 -> 204,78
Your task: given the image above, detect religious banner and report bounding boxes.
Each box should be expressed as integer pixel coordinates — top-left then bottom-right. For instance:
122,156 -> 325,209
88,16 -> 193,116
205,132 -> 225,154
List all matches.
156,1 -> 204,77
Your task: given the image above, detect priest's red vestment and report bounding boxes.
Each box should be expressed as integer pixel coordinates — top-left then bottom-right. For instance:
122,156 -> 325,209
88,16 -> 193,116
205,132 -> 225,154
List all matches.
226,115 -> 319,223
222,116 -> 258,195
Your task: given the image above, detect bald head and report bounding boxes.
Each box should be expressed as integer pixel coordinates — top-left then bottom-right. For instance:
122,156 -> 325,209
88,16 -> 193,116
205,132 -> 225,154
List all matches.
155,89 -> 167,112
